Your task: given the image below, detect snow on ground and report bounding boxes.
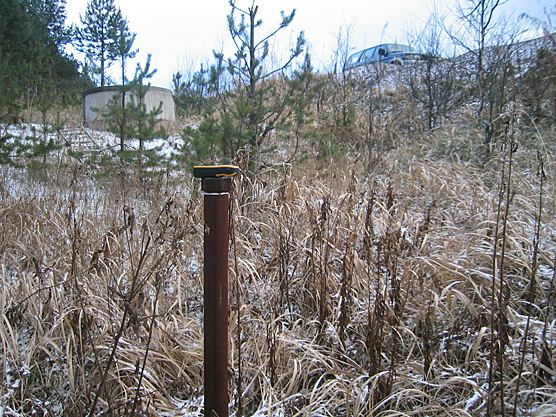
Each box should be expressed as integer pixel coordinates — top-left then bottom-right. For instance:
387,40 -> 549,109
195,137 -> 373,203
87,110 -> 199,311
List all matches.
1,122 -> 185,161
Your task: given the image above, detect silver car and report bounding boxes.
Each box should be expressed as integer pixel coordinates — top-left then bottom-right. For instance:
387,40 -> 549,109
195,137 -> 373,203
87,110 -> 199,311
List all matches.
345,43 -> 426,70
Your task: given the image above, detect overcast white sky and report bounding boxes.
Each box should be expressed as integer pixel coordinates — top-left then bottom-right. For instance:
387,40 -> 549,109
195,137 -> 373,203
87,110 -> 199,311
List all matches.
65,0 -> 553,88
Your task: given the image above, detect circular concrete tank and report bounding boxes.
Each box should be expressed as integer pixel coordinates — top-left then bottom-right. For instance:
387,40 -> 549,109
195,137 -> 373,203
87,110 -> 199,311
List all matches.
83,85 -> 175,130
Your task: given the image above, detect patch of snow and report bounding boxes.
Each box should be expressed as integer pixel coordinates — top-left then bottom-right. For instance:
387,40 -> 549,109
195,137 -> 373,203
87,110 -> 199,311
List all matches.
464,382 -> 488,412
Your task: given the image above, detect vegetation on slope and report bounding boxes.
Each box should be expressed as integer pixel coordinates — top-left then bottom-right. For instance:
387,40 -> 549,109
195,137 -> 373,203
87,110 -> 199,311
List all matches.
0,111 -> 555,415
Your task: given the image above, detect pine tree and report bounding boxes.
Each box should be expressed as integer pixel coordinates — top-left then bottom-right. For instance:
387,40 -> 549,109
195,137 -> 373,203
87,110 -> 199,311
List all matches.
0,0 -> 29,114
176,1 -> 307,167
74,0 -> 124,86
104,13 -> 137,152
226,0 -> 305,157
26,0 -> 71,51
0,0 -> 82,165
1,0 -> 81,111
113,14 -> 137,86
126,56 -> 167,152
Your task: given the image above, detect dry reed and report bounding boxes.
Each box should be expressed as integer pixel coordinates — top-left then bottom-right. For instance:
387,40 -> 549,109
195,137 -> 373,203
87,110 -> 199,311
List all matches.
0,117 -> 555,416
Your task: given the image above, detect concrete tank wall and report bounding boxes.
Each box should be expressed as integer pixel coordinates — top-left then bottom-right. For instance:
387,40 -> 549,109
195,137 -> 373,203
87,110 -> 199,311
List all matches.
83,85 -> 175,130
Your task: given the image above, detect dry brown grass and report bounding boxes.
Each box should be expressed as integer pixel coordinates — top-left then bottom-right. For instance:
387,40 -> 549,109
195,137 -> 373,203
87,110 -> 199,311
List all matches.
1,116 -> 556,416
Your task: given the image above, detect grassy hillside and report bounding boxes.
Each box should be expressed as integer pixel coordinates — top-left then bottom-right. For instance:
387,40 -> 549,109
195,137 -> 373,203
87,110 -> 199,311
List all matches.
0,102 -> 555,416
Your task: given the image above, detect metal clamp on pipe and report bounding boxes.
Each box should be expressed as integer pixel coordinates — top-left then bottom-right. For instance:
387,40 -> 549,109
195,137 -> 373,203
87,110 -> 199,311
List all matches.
193,165 -> 240,179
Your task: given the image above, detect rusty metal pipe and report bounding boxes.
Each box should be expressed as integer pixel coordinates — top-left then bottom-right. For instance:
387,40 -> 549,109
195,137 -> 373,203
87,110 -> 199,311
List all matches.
202,177 -> 231,417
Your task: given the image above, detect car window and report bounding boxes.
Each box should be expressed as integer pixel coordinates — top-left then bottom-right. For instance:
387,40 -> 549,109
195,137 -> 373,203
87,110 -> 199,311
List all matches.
389,44 -> 414,53
347,51 -> 363,66
361,47 -> 377,64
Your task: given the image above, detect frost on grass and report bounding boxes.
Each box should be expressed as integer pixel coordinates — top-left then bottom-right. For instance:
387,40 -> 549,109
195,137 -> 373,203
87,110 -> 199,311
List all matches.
1,118 -> 556,415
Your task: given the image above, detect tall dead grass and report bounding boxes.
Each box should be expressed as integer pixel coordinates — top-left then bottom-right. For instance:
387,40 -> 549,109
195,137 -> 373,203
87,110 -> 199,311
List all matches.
0,121 -> 555,416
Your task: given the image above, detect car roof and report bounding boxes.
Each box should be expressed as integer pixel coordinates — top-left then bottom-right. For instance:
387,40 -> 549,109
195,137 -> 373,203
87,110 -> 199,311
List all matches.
354,43 -> 415,54
345,43 -> 421,70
